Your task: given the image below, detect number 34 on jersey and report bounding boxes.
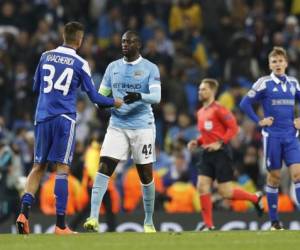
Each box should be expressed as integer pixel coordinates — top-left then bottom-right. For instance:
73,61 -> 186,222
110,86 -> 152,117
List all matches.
42,64 -> 74,96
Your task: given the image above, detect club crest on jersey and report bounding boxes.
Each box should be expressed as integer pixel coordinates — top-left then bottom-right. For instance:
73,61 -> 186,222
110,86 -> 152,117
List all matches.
133,70 -> 143,78
204,120 -> 213,131
247,90 -> 256,98
290,85 -> 296,96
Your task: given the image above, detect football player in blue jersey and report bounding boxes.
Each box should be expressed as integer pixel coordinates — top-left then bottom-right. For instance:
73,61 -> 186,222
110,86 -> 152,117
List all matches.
240,47 -> 300,230
84,30 -> 161,233
16,21 -> 123,235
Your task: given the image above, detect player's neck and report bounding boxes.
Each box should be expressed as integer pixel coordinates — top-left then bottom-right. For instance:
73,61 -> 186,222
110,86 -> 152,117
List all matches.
203,98 -> 215,107
62,43 -> 77,51
274,73 -> 285,77
124,53 -> 140,62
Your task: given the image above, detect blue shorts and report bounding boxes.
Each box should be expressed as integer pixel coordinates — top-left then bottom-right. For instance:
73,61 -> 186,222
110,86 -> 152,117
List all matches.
34,115 -> 76,165
263,133 -> 300,171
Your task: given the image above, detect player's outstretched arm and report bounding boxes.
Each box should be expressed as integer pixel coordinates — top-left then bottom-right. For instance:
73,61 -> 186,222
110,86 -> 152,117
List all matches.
123,87 -> 161,104
82,72 -> 122,108
113,98 -> 123,108
87,88 -> 116,107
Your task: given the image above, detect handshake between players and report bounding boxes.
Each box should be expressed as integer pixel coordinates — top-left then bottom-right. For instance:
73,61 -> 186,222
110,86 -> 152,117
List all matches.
110,91 -> 143,109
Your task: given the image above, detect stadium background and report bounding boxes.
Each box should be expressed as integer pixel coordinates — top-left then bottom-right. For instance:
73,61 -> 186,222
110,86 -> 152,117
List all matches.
1,0 -> 300,232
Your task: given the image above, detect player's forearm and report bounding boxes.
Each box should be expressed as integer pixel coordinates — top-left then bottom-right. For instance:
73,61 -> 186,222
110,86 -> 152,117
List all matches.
222,125 -> 238,144
141,87 -> 161,104
87,89 -> 114,107
239,96 -> 260,124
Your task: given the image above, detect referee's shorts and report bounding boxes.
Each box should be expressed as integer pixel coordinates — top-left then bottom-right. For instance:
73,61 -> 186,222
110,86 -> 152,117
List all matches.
196,146 -> 233,183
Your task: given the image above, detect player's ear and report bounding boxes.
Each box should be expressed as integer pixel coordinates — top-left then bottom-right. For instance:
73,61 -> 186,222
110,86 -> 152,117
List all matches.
268,61 -> 272,71
76,31 -> 84,47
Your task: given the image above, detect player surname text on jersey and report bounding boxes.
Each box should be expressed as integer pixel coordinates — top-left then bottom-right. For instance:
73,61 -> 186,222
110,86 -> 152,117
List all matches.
46,54 -> 75,66
271,99 -> 295,105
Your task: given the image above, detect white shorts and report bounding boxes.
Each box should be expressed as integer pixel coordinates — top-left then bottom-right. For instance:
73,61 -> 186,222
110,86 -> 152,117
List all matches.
100,126 -> 156,164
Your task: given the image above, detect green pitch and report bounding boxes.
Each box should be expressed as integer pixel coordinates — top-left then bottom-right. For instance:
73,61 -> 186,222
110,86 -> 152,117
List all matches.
0,231 -> 299,250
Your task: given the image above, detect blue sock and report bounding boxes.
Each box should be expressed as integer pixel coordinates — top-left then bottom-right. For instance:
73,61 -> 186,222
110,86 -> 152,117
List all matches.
265,185 -> 279,222
54,173 -> 68,228
90,172 -> 109,219
20,193 -> 35,219
294,182 -> 300,205
142,180 -> 155,225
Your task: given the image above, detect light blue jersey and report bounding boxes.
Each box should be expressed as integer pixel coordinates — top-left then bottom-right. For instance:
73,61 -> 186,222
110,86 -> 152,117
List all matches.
100,56 -> 161,129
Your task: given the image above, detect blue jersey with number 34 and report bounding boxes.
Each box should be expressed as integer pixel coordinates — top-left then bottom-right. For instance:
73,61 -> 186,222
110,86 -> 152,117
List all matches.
34,46 -> 96,123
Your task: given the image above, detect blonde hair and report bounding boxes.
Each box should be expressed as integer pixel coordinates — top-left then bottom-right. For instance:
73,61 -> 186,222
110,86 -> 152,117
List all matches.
268,46 -> 288,61
201,78 -> 219,92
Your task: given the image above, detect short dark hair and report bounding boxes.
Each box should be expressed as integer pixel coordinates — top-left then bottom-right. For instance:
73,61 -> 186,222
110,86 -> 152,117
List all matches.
63,21 -> 84,44
268,46 -> 288,61
124,30 -> 141,43
201,78 -> 219,92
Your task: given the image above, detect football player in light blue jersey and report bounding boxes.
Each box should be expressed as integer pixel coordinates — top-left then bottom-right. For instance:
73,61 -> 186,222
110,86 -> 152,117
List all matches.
16,21 -> 123,235
240,47 -> 300,230
84,31 -> 161,233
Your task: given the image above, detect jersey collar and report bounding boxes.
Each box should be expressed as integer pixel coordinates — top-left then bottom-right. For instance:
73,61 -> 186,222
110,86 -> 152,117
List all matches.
122,55 -> 142,65
203,100 -> 216,109
270,72 -> 287,85
56,46 -> 77,55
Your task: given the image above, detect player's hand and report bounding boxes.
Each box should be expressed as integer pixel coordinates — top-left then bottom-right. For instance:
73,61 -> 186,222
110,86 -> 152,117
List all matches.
258,117 -> 274,127
114,98 -> 123,108
187,140 -> 198,151
123,92 -> 142,104
203,141 -> 223,152
294,117 -> 300,129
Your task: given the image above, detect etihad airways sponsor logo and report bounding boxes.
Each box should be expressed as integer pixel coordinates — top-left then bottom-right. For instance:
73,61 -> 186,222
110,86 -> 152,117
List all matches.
112,82 -> 142,90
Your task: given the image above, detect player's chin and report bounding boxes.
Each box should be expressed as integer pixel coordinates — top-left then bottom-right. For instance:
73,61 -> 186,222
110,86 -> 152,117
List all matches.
122,49 -> 129,56
275,69 -> 284,74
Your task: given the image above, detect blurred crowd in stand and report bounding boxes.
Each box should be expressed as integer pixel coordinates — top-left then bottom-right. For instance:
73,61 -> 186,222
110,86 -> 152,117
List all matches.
1,0 -> 300,230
